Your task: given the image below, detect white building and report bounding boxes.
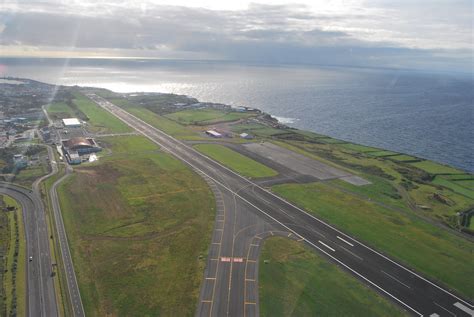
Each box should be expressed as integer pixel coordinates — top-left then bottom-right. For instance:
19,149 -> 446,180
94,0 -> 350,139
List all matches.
62,118 -> 81,128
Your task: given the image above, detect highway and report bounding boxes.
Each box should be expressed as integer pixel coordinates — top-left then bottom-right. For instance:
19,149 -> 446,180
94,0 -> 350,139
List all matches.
0,182 -> 58,317
87,93 -> 474,317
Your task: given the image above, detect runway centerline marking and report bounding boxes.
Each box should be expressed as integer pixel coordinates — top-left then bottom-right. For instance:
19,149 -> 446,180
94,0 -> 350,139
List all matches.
337,235 -> 354,247
381,270 -> 411,289
339,245 -> 363,261
433,302 -> 456,316
318,240 -> 335,252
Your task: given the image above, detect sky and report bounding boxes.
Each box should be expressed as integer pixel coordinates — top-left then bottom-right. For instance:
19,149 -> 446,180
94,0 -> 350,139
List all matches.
0,0 -> 473,72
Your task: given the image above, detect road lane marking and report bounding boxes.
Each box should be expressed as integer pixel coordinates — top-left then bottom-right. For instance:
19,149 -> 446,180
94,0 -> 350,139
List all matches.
337,236 -> 354,247
454,302 -> 474,316
381,271 -> 411,289
318,240 -> 335,252
433,302 -> 456,316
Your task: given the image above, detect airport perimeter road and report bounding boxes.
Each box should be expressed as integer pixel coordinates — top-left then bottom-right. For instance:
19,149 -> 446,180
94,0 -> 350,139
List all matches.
0,182 -> 58,317
88,93 -> 474,317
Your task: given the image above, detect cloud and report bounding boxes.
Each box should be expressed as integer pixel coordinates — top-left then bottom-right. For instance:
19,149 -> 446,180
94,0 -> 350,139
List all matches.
0,1 -> 472,72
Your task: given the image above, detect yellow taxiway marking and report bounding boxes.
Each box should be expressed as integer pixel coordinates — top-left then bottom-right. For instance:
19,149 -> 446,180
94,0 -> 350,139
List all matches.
245,302 -> 257,305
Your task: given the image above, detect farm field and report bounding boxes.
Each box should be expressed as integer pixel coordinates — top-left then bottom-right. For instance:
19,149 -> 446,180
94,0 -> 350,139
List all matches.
272,182 -> 474,298
194,143 -> 278,178
259,237 -> 407,317
56,135 -> 215,316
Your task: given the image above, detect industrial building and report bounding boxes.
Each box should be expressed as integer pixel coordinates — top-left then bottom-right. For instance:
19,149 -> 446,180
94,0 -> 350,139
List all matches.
62,118 -> 82,128
62,137 -> 101,155
206,130 -> 222,138
61,137 -> 101,164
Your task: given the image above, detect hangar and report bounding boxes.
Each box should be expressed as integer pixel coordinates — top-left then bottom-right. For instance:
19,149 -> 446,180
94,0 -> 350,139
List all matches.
62,137 -> 101,155
62,118 -> 81,128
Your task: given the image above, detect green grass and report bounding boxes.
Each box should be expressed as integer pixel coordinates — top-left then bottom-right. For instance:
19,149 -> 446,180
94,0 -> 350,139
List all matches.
126,107 -> 205,140
388,155 -> 419,162
46,102 -> 74,116
329,176 -> 407,210
165,108 -> 253,125
410,161 -> 463,175
97,135 -> 159,155
272,182 -> 474,298
0,196 -> 9,316
367,151 -> 400,157
194,143 -> 278,178
71,92 -> 132,133
56,135 -> 215,316
259,237 -> 407,317
432,176 -> 474,199
14,164 -> 48,188
2,196 -> 26,317
230,123 -> 287,137
454,179 -> 474,191
339,143 -> 380,152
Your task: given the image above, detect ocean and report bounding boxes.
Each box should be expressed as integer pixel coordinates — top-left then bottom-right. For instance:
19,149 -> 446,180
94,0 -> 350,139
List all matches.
1,58 -> 473,172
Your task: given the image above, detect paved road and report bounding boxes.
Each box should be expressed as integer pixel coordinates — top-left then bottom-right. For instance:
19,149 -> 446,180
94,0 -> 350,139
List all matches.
43,103 -> 85,316
49,165 -> 85,317
0,182 -> 58,317
88,93 -> 474,317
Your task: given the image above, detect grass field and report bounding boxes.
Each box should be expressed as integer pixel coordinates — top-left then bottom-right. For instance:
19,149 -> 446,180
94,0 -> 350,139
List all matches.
329,176 -> 407,210
194,144 -> 278,178
71,92 -> 132,133
367,150 -> 400,157
98,135 -> 159,155
57,135 -> 215,316
166,108 -> 253,125
388,154 -> 420,162
259,237 -> 407,317
46,102 -> 75,119
432,176 -> 474,199
339,143 -> 380,153
0,196 -> 9,316
272,182 -> 474,298
126,107 -> 205,140
231,123 -> 287,137
410,160 -> 463,174
2,196 -> 26,317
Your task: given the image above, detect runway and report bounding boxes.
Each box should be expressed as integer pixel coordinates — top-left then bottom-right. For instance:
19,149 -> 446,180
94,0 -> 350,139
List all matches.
87,93 -> 474,317
0,182 -> 58,317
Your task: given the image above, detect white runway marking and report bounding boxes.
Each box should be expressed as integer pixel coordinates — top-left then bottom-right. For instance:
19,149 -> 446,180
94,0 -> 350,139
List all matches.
454,302 -> 474,316
337,235 -> 354,247
318,240 -> 335,252
433,302 -> 456,316
381,270 -> 411,289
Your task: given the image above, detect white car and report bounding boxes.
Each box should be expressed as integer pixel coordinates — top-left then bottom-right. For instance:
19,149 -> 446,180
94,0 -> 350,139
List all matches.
29,256 -> 33,262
